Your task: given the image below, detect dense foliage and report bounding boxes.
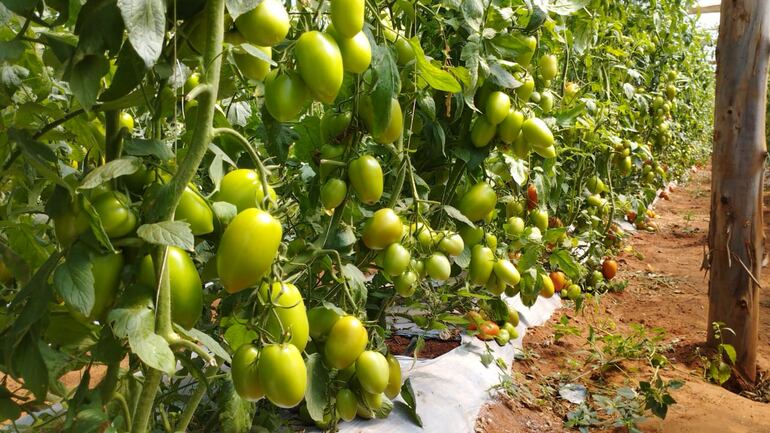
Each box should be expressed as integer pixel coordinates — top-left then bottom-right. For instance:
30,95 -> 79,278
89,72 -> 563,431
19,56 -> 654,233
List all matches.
0,0 -> 712,431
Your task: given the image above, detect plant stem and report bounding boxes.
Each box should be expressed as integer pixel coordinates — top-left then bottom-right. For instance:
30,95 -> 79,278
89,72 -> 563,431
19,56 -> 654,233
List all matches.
105,110 -> 122,162
129,369 -> 161,433
173,365 -> 218,433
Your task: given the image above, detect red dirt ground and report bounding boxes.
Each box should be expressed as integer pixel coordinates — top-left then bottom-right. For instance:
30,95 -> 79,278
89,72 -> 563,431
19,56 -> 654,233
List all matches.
476,166 -> 770,433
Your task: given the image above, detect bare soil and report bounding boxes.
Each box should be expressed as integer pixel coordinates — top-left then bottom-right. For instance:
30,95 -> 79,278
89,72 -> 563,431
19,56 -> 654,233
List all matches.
476,166 -> 770,433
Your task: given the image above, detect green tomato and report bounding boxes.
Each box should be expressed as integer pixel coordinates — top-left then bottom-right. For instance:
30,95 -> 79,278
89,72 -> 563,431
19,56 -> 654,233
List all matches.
330,0 -> 364,38
259,282 -> 309,351
493,259 -> 520,286
514,35 -> 536,66
586,176 -> 605,194
394,270 -> 417,297
566,284 -> 582,299
307,306 -> 341,342
356,350 -> 390,394
381,243 -> 411,276
531,208 -> 549,232
539,90 -> 554,113
184,72 -> 200,93
92,191 -> 137,238
54,207 -> 90,248
539,54 -> 558,81
231,344 -> 264,401
361,391 -> 384,411
384,355 -> 402,399
394,37 -> 415,65
175,187 -> 214,235
235,0 -> 290,46
458,182 -> 497,222
665,84 -> 676,100
319,143 -> 346,179
218,169 -> 276,213
258,343 -> 307,408
233,45 -> 272,82
362,208 -> 403,250
459,224 -> 484,247
118,112 -> 134,132
264,70 -> 310,122
321,178 -> 347,211
328,26 -> 371,74
485,91 -> 511,125
498,110 -> 524,145
295,31 -> 344,104
521,117 -> 554,150
348,155 -> 383,205
337,388 -> 358,421
469,245 -> 494,286
438,233 -> 464,257
325,315 -> 369,369
504,216 -> 525,237
217,209 -> 282,294
540,272 -> 555,297
88,250 -> 124,320
515,75 -> 535,102
470,115 -> 497,148
410,258 -> 425,277
321,111 -> 352,139
360,97 -> 403,144
425,252 -> 451,281
495,329 -> 510,346
139,247 -> 202,329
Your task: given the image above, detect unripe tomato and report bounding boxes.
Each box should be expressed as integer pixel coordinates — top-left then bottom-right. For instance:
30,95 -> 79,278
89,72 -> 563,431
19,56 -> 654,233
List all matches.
218,169 -> 276,213
494,259 -> 520,286
296,31 -> 344,104
507,307 -> 520,327
217,209 -> 282,293
259,282 -> 309,351
258,343 -> 307,408
587,194 -> 605,208
514,35 -> 536,66
175,187 -> 214,235
394,270 -> 417,297
498,110 -> 524,144
321,111 -> 352,139
539,273 -> 555,298
566,284 -> 582,299
602,258 -> 618,280
515,75 -> 535,102
477,321 -> 499,340
139,247 -> 202,329
325,315 -> 369,369
330,0 -> 364,38
495,329 -> 510,346
511,131 -> 529,159
264,70 -> 310,122
321,178 -> 347,211
665,84 -> 676,100
89,250 -> 124,320
459,224 -> 484,247
348,155 -> 383,205
384,355 -> 402,399
361,97 -> 403,144
438,233 -> 464,257
539,54 -> 558,81
411,222 -> 436,249
362,208 -> 403,250
356,350 -> 390,394
504,216 -> 525,237
619,156 -> 633,175
362,391 -> 384,410
549,271 -> 566,292
410,258 -> 425,277
425,252 -> 451,281
470,116 -> 497,148
381,243 -> 411,276
564,81 -> 579,99
458,182 -> 497,222
54,207 -> 90,248
231,344 -> 264,401
394,37 -> 415,65
539,90 -> 554,113
235,0 -> 290,46
485,232 -> 498,250
485,91 -> 511,125
307,306 -> 341,342
586,176 -> 605,194
469,245 -> 494,285
521,118 -> 554,150
336,388 -> 358,421
118,112 -> 134,132
531,208 -> 549,232
328,26 -> 371,74
233,46 -> 272,82
92,191 -> 137,238
184,72 -> 200,93
506,199 -> 525,217
319,143 -> 345,179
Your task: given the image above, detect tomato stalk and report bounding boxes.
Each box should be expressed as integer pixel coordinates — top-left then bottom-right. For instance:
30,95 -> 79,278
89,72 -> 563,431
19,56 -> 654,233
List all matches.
211,127 -> 275,208
174,364 -> 219,432
104,110 -> 123,162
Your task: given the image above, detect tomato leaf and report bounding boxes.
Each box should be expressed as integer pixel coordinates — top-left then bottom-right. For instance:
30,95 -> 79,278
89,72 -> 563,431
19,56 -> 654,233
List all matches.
11,335 -> 48,401
53,243 -> 95,317
443,205 -> 475,228
461,0 -> 484,31
487,60 -> 521,89
304,353 -> 329,422
223,321 -> 258,352
407,38 -> 462,93
341,263 -> 368,307
212,201 -> 238,226
370,44 -> 399,135
117,0 -> 167,67
218,378 -> 256,433
101,43 -> 147,101
225,0 -> 261,20
79,156 -> 142,190
124,138 -> 174,160
108,297 -> 176,375
69,54 -> 110,110
137,221 -> 195,251
549,249 -> 581,280
547,0 -> 590,16
175,325 -> 232,363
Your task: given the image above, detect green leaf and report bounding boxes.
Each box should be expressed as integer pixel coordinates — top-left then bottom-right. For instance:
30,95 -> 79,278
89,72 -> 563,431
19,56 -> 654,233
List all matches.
223,322 -> 258,351
12,334 -> 48,401
226,0 -> 260,19
70,407 -> 110,433
219,378 -> 256,433
79,156 -> 142,189
502,154 -> 529,185
461,0 -> 484,31
370,43 -> 399,135
0,394 -> 21,422
398,378 -> 423,426
81,196 -> 116,252
101,42 -> 147,101
547,0 -> 590,16
549,249 -> 580,280
487,60 -> 521,89
341,263 -> 367,307
443,205 -> 475,227
0,40 -> 24,62
407,38 -> 462,93
75,0 -> 125,54
721,344 -> 737,364
175,325 -> 232,363
108,297 -> 176,374
123,138 -> 174,160
70,54 -> 110,109
136,221 -> 195,251
304,353 -> 329,422
53,243 -> 95,317
524,6 -> 548,32
212,201 -> 238,226
117,0 -> 167,67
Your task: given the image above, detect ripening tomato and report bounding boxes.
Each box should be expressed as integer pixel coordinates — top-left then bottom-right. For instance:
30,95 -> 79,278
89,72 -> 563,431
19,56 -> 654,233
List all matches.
507,307 -> 520,327
295,31 -> 344,104
495,329 -> 510,346
231,343 -> 264,401
477,321 -> 499,340
539,54 -> 558,81
394,270 -> 417,297
470,116 -> 496,148
515,75 -> 535,102
259,282 -> 309,351
494,259 -> 520,286
458,182 -> 497,222
321,178 -> 347,211
469,245 -> 495,285
549,271 -> 567,292
384,355 -> 402,399
362,208 -> 403,250
139,247 -> 203,329
336,388 -> 358,422
217,209 -> 282,293
564,81 -> 579,99
324,315 -> 369,369
539,273 -> 555,298
498,110 -> 524,145
602,258 -> 618,280
89,250 -> 124,320
258,343 -> 307,408
380,243 -> 411,276
531,208 -> 549,232
330,0 -> 364,38
92,191 -> 137,238
521,117 -> 554,150
361,97 -> 403,144
356,350 -> 390,394
526,184 -> 538,210
485,91 -> 511,125
175,187 -> 214,235
218,169 -> 276,213
264,70 -> 310,122
233,45 -> 272,82
328,25 -> 371,74
438,233 -> 464,257
425,252 -> 451,281
118,112 -> 134,132
235,0 -> 290,47
348,155 -> 383,205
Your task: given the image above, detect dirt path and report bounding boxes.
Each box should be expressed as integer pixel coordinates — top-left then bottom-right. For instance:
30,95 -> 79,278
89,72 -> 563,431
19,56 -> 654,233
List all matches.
476,166 -> 770,433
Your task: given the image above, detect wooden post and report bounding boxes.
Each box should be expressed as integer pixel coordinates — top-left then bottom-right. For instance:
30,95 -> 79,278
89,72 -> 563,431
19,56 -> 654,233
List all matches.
708,0 -> 770,385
